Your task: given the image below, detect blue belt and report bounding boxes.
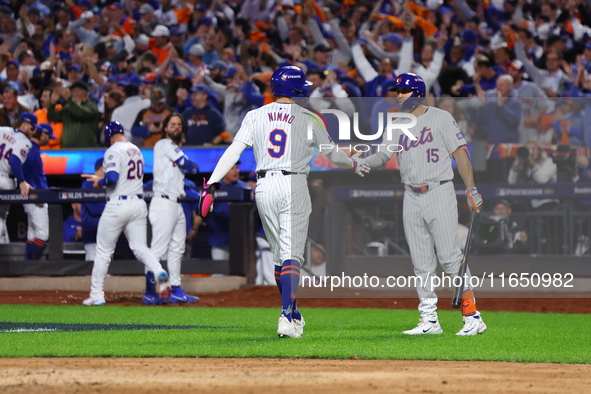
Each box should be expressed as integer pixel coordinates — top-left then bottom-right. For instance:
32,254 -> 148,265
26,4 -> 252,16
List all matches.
410,181 -> 450,194
107,194 -> 143,202
256,170 -> 302,179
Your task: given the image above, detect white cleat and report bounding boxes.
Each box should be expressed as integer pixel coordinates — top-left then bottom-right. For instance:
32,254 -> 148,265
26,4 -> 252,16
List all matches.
293,315 -> 305,337
402,319 -> 444,335
277,316 -> 299,338
456,314 -> 487,336
82,297 -> 106,306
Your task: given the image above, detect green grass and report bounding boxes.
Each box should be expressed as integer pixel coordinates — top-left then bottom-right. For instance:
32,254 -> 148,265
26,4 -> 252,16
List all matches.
0,305 -> 588,363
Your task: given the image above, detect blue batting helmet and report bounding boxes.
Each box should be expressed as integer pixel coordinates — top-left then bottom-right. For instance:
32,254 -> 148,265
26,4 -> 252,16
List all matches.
392,73 -> 426,110
270,66 -> 313,98
103,121 -> 125,147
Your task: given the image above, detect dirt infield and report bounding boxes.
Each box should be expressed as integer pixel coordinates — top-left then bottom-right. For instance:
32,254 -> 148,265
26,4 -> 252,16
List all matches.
1,285 -> 591,313
1,358 -> 590,394
1,286 -> 590,393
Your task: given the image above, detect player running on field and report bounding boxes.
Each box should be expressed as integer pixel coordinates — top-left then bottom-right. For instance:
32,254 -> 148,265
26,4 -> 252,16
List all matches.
144,112 -> 200,305
363,73 -> 487,336
201,66 -> 370,338
81,121 -> 171,306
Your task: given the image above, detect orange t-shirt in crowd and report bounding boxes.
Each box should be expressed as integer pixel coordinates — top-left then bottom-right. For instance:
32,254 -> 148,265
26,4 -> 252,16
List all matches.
112,17 -> 136,37
35,107 -> 64,150
148,38 -> 173,65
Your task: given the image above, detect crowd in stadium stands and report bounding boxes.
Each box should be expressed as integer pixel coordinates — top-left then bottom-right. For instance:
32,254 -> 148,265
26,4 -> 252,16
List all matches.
2,0 -> 591,258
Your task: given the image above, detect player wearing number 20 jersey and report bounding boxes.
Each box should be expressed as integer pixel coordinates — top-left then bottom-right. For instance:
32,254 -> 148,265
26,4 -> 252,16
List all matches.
102,141 -> 144,200
82,121 -> 171,306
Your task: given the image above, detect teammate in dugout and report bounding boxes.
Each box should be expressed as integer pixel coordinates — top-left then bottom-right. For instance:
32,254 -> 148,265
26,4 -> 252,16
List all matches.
81,158 -> 106,261
363,73 -> 486,336
22,123 -> 57,259
0,112 -> 36,244
81,121 -> 172,306
144,112 -> 200,305
200,66 -> 371,338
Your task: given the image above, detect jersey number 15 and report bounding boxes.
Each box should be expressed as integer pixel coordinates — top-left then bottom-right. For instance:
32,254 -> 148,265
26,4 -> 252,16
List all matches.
127,159 -> 144,180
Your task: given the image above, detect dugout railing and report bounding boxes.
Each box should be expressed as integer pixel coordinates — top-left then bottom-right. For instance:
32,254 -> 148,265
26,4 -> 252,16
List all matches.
0,187 -> 258,280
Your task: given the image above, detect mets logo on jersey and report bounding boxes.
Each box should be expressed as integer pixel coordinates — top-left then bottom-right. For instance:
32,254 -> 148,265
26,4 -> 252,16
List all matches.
20,149 -> 26,158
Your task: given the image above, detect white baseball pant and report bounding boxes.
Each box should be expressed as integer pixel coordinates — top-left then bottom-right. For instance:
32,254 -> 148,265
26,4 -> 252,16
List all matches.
84,243 -> 96,261
90,198 -> 165,300
403,182 -> 473,321
149,196 -> 186,287
23,203 -> 49,241
0,175 -> 15,244
255,172 -> 311,265
211,246 -> 229,260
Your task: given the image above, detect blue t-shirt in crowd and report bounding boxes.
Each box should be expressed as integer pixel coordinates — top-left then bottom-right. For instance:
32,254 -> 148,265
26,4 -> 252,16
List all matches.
182,104 -> 226,146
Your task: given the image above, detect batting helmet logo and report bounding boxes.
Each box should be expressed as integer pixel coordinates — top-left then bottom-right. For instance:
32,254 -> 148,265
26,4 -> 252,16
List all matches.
271,66 -> 312,98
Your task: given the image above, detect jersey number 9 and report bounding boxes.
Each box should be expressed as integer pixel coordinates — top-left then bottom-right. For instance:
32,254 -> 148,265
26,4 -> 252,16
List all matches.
268,129 -> 286,158
127,159 -> 144,180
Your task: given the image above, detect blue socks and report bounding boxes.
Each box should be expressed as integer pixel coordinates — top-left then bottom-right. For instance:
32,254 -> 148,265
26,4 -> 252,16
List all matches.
26,238 -> 46,260
145,271 -> 157,294
275,264 -> 302,321
279,260 -> 301,322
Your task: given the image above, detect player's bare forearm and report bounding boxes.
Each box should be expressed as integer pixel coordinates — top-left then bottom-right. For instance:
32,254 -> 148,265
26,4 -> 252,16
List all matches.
453,148 -> 475,189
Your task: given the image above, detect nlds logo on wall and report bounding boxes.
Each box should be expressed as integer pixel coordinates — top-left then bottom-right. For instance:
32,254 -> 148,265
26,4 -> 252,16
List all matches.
60,192 -> 82,200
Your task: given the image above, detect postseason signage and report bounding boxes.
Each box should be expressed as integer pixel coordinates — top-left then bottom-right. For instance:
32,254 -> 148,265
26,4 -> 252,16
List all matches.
0,187 -> 251,204
333,184 -> 591,201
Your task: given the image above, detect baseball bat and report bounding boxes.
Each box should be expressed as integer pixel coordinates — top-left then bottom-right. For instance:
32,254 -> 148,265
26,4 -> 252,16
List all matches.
451,211 -> 476,309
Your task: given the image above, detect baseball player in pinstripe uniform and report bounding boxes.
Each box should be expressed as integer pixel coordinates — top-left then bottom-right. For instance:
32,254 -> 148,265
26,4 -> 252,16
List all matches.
81,121 -> 171,306
200,66 -> 370,338
364,73 -> 486,336
0,112 -> 36,244
22,123 -> 56,259
145,112 -> 200,305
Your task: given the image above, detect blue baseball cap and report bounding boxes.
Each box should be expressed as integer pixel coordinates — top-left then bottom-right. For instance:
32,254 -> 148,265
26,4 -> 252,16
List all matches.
383,33 -> 402,47
19,112 -> 38,126
94,158 -> 104,169
37,123 -> 57,139
68,64 -> 82,73
199,17 -> 213,26
194,4 -> 206,12
461,29 -> 477,44
109,2 -> 124,10
223,66 -> 237,78
110,73 -> 129,86
191,84 -> 209,94
77,0 -> 91,7
209,60 -> 228,71
6,59 -> 19,69
169,25 -> 183,35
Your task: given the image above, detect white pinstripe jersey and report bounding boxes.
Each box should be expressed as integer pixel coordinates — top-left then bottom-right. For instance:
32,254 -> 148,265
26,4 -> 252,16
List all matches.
233,102 -> 333,174
153,138 -> 185,199
103,141 -> 145,199
386,107 -> 466,185
0,127 -> 31,176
